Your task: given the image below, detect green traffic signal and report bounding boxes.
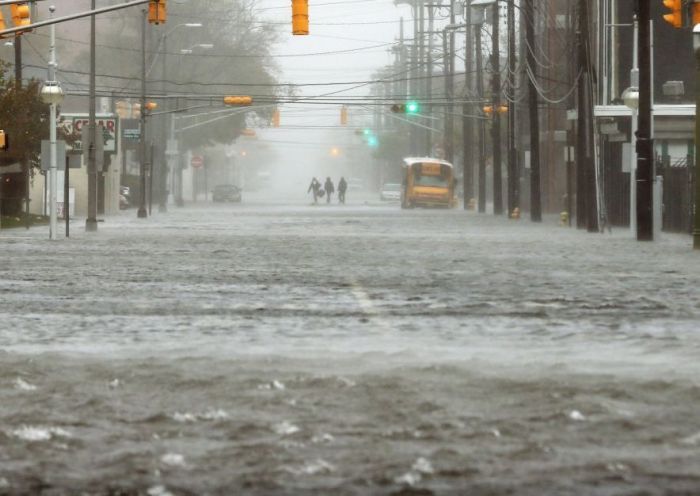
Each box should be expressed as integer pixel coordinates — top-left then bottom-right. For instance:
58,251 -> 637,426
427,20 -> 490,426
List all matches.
363,128 -> 371,136
406,101 -> 420,114
367,135 -> 379,147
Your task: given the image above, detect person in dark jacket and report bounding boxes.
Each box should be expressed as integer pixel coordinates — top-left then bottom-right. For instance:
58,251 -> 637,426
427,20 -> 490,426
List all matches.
324,177 -> 335,204
337,177 -> 348,204
307,177 -> 321,204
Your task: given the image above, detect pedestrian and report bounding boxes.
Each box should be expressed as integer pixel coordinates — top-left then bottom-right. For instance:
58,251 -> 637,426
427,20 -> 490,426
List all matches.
307,177 -> 321,204
324,177 -> 334,204
337,177 -> 347,204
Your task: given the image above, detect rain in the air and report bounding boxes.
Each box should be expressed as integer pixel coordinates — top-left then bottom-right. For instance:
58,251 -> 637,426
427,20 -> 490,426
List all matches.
1,0 -> 700,494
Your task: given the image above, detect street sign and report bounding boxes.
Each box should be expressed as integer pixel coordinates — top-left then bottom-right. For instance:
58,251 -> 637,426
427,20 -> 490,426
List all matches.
59,113 -> 119,153
191,155 -> 204,168
40,140 -> 67,171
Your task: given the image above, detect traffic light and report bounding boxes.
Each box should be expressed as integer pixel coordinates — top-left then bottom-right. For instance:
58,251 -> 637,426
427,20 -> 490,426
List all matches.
340,106 -> 348,126
272,109 -> 280,127
391,101 -> 420,114
224,96 -> 253,106
692,1 -> 700,25
148,0 -> 166,25
484,105 -> 508,115
0,8 -> 6,34
662,0 -> 684,28
144,102 -> 158,111
367,135 -> 379,148
10,2 -> 31,32
292,0 -> 309,35
363,128 -> 371,136
0,130 -> 8,151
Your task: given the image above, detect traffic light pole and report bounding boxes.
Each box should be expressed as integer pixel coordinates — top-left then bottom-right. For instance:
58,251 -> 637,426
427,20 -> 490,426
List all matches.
138,8 -> 148,219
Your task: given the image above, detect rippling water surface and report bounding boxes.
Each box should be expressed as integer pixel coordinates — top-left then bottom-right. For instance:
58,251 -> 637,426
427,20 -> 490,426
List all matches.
1,201 -> 699,495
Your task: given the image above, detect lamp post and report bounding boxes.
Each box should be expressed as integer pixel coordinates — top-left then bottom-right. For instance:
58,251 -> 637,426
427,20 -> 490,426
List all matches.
693,24 -> 700,249
172,43 -> 213,207
40,6 -> 64,241
160,22 -> 202,212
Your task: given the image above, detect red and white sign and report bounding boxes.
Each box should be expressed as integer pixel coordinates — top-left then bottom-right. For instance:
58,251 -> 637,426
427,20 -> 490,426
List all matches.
191,155 -> 204,168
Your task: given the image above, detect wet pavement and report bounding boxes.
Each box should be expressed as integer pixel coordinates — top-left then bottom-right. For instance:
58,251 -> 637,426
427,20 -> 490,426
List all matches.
1,195 -> 700,495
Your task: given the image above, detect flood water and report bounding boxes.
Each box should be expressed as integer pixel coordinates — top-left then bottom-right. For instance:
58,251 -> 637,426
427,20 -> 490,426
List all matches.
1,199 -> 700,495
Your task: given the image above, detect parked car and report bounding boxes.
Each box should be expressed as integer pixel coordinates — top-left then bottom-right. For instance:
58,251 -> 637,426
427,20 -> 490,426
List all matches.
212,184 -> 242,203
380,182 -> 402,201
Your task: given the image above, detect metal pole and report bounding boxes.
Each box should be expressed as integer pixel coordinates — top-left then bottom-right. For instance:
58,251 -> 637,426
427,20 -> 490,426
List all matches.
48,12 -> 57,240
65,155 -> 69,237
636,0 -> 653,240
526,0 -> 541,222
491,1 -> 503,215
425,2 -> 433,154
137,8 -> 148,219
148,142 -> 154,215
476,24 -> 486,213
86,0 -> 98,231
630,15 -> 639,236
0,0 -> 151,37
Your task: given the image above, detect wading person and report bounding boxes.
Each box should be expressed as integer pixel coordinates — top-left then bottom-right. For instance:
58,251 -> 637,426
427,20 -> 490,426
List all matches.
307,177 -> 321,204
324,177 -> 335,204
338,177 -> 347,204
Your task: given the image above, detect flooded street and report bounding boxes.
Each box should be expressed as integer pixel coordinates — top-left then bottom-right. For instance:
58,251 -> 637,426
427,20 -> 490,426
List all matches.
2,198 -> 700,495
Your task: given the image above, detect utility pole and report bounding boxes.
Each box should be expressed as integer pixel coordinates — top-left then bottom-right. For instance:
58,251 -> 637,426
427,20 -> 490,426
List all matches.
525,0 -> 541,222
159,29 -> 168,213
86,0 -> 98,232
507,0 -> 518,218
463,3 -> 474,208
575,0 -> 587,230
636,0 -> 653,241
444,0 -> 456,164
138,8 -> 148,218
410,0 -> 419,156
476,22 -> 486,213
423,2 -> 431,154
491,1 -> 503,215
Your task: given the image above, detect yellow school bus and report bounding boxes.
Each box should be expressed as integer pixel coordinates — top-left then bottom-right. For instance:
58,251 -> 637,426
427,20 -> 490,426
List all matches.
401,157 -> 456,209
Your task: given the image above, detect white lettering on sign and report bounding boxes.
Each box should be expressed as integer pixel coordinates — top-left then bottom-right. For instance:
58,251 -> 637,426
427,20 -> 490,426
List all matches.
59,113 -> 119,153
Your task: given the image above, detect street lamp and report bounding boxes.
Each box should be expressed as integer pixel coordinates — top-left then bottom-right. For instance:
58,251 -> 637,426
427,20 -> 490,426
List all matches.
159,22 -> 202,211
40,6 -> 63,241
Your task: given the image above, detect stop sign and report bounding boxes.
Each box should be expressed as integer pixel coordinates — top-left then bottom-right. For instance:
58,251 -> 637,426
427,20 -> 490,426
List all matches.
191,155 -> 204,168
